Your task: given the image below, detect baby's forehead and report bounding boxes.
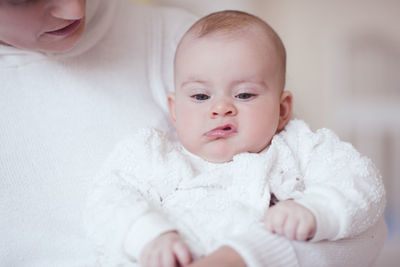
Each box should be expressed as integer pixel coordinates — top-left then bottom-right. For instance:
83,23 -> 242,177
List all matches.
177,25 -> 284,63
176,10 -> 286,61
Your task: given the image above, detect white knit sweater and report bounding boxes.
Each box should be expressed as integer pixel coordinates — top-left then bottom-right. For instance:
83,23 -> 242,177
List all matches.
86,119 -> 386,267
0,1 -> 196,266
1,0 -> 387,266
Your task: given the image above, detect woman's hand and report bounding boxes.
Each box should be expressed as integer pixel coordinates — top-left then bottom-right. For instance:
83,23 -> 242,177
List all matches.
188,246 -> 246,267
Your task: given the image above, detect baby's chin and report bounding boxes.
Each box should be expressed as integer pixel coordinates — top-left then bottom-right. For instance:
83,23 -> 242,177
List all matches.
199,145 -> 268,163
186,142 -> 258,163
204,155 -> 233,164
200,150 -> 238,163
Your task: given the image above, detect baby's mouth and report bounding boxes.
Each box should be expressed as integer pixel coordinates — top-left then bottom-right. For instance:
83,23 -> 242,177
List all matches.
204,124 -> 237,138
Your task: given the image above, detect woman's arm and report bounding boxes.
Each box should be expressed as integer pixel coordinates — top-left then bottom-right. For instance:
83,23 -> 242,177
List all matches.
293,218 -> 386,267
189,218 -> 386,267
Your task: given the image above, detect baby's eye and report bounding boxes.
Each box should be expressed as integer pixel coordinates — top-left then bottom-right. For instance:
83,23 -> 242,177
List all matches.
191,94 -> 210,101
236,93 -> 255,100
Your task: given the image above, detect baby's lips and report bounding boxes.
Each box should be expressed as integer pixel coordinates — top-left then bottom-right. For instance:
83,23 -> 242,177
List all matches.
204,124 -> 237,138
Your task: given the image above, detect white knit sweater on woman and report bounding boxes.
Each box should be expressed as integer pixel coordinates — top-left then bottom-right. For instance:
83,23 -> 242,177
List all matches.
86,120 -> 386,267
0,1 -> 195,266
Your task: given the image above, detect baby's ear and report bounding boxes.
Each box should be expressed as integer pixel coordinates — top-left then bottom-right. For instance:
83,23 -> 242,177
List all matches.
167,92 -> 177,125
278,91 -> 293,131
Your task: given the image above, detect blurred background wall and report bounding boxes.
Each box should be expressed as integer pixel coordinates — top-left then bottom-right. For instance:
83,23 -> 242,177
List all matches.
256,4 -> 400,267
139,0 -> 400,266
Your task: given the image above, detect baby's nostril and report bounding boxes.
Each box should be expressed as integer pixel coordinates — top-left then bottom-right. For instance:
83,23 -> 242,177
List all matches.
223,127 -> 231,131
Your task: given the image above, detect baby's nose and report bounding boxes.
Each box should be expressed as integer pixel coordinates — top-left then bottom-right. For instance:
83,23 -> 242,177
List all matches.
210,100 -> 237,118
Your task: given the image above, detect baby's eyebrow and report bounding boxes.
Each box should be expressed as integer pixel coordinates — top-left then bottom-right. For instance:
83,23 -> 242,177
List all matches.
180,78 -> 209,88
230,79 -> 268,89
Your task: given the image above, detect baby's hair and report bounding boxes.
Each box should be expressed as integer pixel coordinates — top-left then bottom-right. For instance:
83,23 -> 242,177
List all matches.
188,10 -> 278,39
176,10 -> 286,87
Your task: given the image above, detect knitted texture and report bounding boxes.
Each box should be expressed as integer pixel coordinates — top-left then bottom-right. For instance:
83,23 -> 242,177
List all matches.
85,119 -> 385,266
0,1 -> 196,265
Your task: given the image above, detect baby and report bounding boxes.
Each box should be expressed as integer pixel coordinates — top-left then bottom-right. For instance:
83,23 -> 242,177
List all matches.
86,10 -> 385,267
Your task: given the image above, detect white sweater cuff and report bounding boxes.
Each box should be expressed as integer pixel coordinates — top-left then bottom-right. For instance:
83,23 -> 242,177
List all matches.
295,197 -> 339,242
124,212 -> 176,260
222,224 -> 299,267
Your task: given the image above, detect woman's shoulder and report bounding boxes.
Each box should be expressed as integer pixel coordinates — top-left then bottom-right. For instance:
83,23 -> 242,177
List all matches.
143,3 -> 198,46
117,1 -> 197,32
147,3 -> 198,28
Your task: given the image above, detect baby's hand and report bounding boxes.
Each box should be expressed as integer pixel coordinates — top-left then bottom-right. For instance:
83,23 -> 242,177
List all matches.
264,200 -> 316,241
140,231 -> 192,267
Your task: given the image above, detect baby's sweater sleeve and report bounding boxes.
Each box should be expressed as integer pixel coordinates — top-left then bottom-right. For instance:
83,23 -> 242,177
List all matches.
84,130 -> 176,265
281,120 -> 386,241
222,223 -> 300,267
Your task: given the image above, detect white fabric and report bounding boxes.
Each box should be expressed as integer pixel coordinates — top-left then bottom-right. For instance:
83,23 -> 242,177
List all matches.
0,0 -> 196,266
85,119 -> 386,266
125,212 -> 176,260
294,217 -> 386,267
0,0 -> 387,265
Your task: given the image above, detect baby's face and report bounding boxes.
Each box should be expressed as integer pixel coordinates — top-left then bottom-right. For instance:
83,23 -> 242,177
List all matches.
170,31 -> 289,163
0,0 -> 86,52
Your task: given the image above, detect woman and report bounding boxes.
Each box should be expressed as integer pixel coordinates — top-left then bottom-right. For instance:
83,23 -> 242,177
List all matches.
0,0 -> 195,265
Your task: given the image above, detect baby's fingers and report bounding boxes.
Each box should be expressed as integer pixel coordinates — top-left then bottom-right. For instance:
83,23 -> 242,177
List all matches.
283,217 -> 298,240
296,223 -> 310,241
173,241 -> 192,266
161,250 -> 176,267
264,213 -> 273,232
145,249 -> 162,267
265,210 -> 287,235
296,220 -> 316,241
